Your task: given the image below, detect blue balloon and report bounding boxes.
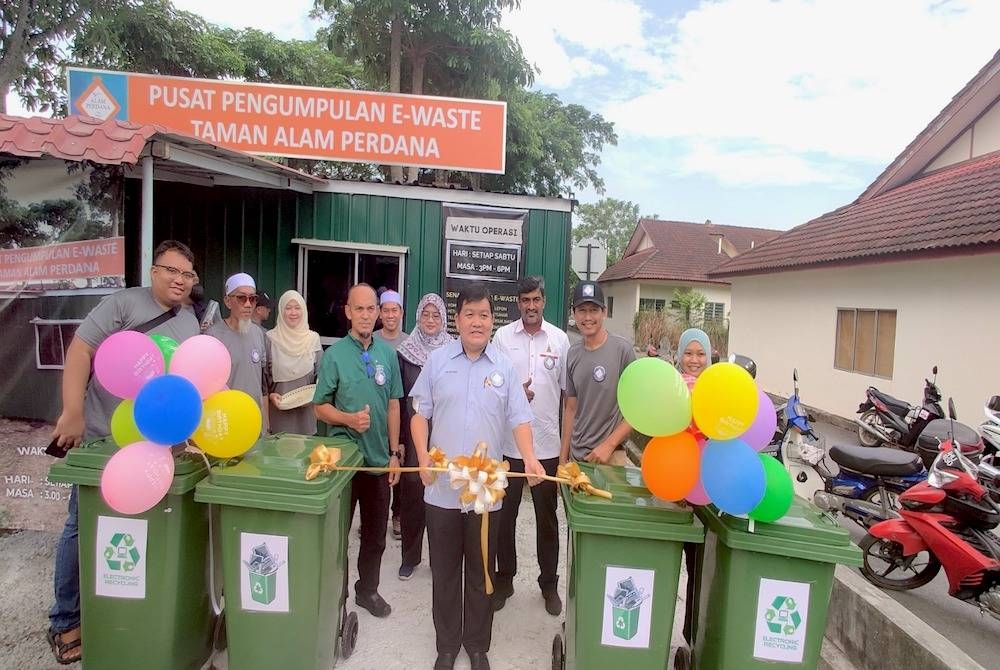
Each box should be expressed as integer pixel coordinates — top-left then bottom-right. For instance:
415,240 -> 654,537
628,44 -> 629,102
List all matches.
701,438 -> 767,515
133,374 -> 203,445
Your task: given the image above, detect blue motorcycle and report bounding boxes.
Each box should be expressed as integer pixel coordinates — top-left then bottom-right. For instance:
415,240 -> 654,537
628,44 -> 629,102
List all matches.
775,368 -> 927,528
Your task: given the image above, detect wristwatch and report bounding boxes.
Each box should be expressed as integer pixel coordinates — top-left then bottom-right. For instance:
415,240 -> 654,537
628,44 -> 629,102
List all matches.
391,448 -> 404,460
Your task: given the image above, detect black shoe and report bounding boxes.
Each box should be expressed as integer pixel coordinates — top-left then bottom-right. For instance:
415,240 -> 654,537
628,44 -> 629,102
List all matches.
433,651 -> 457,670
355,590 -> 391,617
491,583 -> 514,611
469,651 -> 491,670
543,590 -> 562,616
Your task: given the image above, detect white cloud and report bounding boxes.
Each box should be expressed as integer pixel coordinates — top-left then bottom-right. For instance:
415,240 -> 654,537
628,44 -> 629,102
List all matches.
172,0 -> 320,40
675,141 -> 862,188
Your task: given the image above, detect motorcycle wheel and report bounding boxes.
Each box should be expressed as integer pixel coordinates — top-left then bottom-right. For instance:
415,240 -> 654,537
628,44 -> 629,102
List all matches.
859,534 -> 941,590
862,487 -> 902,526
858,410 -> 884,448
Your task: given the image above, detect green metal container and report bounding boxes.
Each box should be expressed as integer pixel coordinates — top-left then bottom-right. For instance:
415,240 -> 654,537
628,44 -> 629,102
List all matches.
689,500 -> 862,669
194,434 -> 362,670
557,463 -> 705,670
47,437 -> 212,670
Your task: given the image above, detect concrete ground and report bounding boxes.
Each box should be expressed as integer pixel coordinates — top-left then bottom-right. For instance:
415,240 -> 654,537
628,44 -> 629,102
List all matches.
0,484 -> 688,670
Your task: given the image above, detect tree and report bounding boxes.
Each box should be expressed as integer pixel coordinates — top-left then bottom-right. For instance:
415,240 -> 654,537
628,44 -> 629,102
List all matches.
671,287 -> 706,329
0,0 -> 107,113
574,198 -> 639,265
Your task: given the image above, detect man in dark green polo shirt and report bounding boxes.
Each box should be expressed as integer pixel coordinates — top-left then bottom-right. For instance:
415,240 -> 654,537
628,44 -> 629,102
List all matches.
314,283 -> 403,618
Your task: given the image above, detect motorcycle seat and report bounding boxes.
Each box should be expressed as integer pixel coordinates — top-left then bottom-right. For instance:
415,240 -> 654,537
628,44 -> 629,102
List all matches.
828,444 -> 924,476
869,389 -> 910,415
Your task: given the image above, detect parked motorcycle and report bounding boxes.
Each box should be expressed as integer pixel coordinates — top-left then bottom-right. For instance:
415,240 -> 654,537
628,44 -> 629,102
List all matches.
776,369 -> 927,529
980,395 -> 1000,466
856,366 -> 943,448
859,401 -> 1000,622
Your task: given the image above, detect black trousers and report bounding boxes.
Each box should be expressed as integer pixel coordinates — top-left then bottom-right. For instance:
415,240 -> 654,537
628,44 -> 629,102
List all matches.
399,439 -> 427,568
496,456 -> 560,593
349,473 -> 390,595
425,504 -> 499,655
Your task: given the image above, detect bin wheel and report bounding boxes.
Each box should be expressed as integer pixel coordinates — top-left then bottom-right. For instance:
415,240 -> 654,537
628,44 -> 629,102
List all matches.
551,633 -> 564,670
673,645 -> 692,670
340,611 -> 359,659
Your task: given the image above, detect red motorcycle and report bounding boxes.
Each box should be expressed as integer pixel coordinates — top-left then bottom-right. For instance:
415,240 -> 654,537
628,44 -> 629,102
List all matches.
858,403 -> 1000,621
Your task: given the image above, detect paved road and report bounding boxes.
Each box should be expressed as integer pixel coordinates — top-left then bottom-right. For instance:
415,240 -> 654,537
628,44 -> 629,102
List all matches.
812,419 -> 1000,669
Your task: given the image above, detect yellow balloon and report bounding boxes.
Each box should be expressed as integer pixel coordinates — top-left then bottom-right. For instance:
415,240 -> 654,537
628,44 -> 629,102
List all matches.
192,390 -> 262,458
691,363 -> 759,440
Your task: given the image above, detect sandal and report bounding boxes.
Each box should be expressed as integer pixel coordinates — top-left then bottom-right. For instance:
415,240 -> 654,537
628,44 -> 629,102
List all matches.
47,627 -> 82,665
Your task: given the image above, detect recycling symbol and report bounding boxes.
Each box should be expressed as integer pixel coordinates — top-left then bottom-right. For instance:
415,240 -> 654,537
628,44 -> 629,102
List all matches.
616,616 -> 626,630
253,582 -> 264,595
104,532 -> 140,572
765,596 -> 802,635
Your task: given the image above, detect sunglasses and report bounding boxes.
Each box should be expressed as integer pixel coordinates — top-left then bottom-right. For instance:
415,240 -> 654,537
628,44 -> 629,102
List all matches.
361,350 -> 375,378
229,293 -> 259,305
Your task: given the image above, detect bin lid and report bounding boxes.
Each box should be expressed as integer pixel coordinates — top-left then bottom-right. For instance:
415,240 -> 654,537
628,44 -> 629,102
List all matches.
193,434 -> 362,514
696,498 -> 862,566
561,463 -> 704,543
47,436 -> 208,495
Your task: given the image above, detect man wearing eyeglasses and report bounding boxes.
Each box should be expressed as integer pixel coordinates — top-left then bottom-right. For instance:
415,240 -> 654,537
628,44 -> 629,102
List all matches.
207,273 -> 268,417
47,240 -> 201,665
314,283 -> 403,619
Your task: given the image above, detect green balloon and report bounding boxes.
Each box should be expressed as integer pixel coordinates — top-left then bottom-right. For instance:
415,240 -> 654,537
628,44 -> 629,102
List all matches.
616,357 -> 692,437
749,454 -> 794,522
110,399 -> 144,448
150,334 -> 179,369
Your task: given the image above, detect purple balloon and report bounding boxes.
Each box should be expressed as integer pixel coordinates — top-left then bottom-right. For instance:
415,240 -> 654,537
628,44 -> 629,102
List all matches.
741,388 -> 778,452
685,437 -> 712,506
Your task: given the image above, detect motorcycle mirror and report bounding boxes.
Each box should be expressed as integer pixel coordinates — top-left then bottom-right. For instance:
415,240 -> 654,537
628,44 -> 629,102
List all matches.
728,354 -> 757,379
932,365 -> 938,376
948,397 -> 957,420
793,368 -> 798,382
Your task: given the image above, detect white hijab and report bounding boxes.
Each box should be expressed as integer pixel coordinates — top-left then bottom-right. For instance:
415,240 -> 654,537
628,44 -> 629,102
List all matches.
266,290 -> 321,382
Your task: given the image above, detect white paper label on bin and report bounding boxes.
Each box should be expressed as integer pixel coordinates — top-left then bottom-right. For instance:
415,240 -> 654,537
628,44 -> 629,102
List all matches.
95,516 -> 148,599
240,532 -> 289,613
753,577 -> 811,662
600,565 -> 654,649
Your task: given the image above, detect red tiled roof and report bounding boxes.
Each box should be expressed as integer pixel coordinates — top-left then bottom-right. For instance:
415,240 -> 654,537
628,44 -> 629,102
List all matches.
599,219 -> 782,284
0,114 -> 158,165
712,151 -> 1000,277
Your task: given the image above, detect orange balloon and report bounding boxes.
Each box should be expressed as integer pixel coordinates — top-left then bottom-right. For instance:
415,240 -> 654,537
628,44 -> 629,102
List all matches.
640,431 -> 700,502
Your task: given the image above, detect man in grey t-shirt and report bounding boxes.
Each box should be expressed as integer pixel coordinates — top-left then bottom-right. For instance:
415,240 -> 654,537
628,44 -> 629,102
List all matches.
560,281 -> 636,465
207,273 -> 268,415
47,241 -> 201,664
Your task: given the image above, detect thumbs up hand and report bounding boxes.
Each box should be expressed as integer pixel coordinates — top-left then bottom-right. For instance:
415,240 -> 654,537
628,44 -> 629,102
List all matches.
354,404 -> 371,433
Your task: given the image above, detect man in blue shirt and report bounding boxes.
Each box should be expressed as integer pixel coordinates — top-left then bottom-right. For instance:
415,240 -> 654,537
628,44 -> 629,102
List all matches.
314,284 -> 403,618
410,283 -> 544,670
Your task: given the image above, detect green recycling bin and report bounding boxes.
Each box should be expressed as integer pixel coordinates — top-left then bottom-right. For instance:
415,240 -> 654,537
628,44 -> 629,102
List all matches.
553,463 -> 705,670
683,499 -> 862,670
47,437 -> 212,670
194,433 -> 362,670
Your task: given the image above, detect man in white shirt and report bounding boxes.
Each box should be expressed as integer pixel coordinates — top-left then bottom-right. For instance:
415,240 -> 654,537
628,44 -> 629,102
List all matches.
491,276 -> 570,616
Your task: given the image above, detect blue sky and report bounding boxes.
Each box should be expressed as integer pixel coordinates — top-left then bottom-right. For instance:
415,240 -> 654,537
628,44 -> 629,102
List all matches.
8,0 -> 1000,230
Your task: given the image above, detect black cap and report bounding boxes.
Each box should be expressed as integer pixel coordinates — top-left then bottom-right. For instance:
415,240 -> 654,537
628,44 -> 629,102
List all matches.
572,281 -> 605,309
257,292 -> 272,308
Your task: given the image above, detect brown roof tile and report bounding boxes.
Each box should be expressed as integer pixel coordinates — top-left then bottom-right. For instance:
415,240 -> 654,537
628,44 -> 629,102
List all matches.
600,219 -> 782,283
712,151 -> 1000,277
0,114 -> 156,165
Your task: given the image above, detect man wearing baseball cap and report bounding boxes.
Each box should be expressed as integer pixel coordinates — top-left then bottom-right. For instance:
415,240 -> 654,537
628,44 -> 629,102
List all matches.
252,291 -> 273,329
560,281 -> 635,466
207,272 -> 268,417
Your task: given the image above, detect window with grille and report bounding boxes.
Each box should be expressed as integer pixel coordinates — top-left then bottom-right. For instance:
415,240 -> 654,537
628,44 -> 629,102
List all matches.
834,308 -> 896,378
638,298 -> 666,311
606,296 -> 614,318
704,302 -> 726,322
33,319 -> 83,369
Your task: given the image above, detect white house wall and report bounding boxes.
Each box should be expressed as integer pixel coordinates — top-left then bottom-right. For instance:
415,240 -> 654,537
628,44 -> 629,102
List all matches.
926,98 -> 1000,172
728,252 -> 1000,422
600,280 -> 732,342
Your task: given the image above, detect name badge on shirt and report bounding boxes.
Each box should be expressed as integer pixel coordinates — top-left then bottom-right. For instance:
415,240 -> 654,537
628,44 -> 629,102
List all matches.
251,349 -> 262,364
593,365 -> 606,382
485,370 -> 505,388
374,364 -> 387,386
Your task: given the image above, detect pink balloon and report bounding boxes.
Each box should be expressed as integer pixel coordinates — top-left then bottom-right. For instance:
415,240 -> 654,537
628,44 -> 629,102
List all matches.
741,388 -> 778,452
169,335 -> 232,398
93,331 -> 165,399
685,437 -> 712,506
100,441 -> 175,515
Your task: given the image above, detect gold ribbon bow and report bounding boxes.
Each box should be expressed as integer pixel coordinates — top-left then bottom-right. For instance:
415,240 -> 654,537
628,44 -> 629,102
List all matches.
557,461 -> 613,500
305,445 -> 342,481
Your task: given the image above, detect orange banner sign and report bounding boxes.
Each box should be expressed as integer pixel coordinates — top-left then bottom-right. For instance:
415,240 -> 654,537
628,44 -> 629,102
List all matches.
68,67 -> 508,173
0,237 -> 125,284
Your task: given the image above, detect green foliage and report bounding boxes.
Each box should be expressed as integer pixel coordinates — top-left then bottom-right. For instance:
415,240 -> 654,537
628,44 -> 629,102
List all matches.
671,287 -> 706,329
574,198 -> 638,265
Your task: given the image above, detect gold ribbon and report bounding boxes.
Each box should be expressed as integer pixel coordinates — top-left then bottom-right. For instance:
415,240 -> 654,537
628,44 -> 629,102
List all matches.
303,444 -> 612,595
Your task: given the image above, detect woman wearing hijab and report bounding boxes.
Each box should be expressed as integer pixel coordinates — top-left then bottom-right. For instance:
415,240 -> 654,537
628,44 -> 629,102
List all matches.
676,327 -> 712,381
265,290 -> 323,435
396,293 -> 453,580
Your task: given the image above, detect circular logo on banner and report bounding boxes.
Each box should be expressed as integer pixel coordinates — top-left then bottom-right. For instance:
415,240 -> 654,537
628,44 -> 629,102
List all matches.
593,365 -> 606,382
543,356 -> 556,371
251,349 -> 261,364
489,371 -> 505,388
374,365 -> 387,386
